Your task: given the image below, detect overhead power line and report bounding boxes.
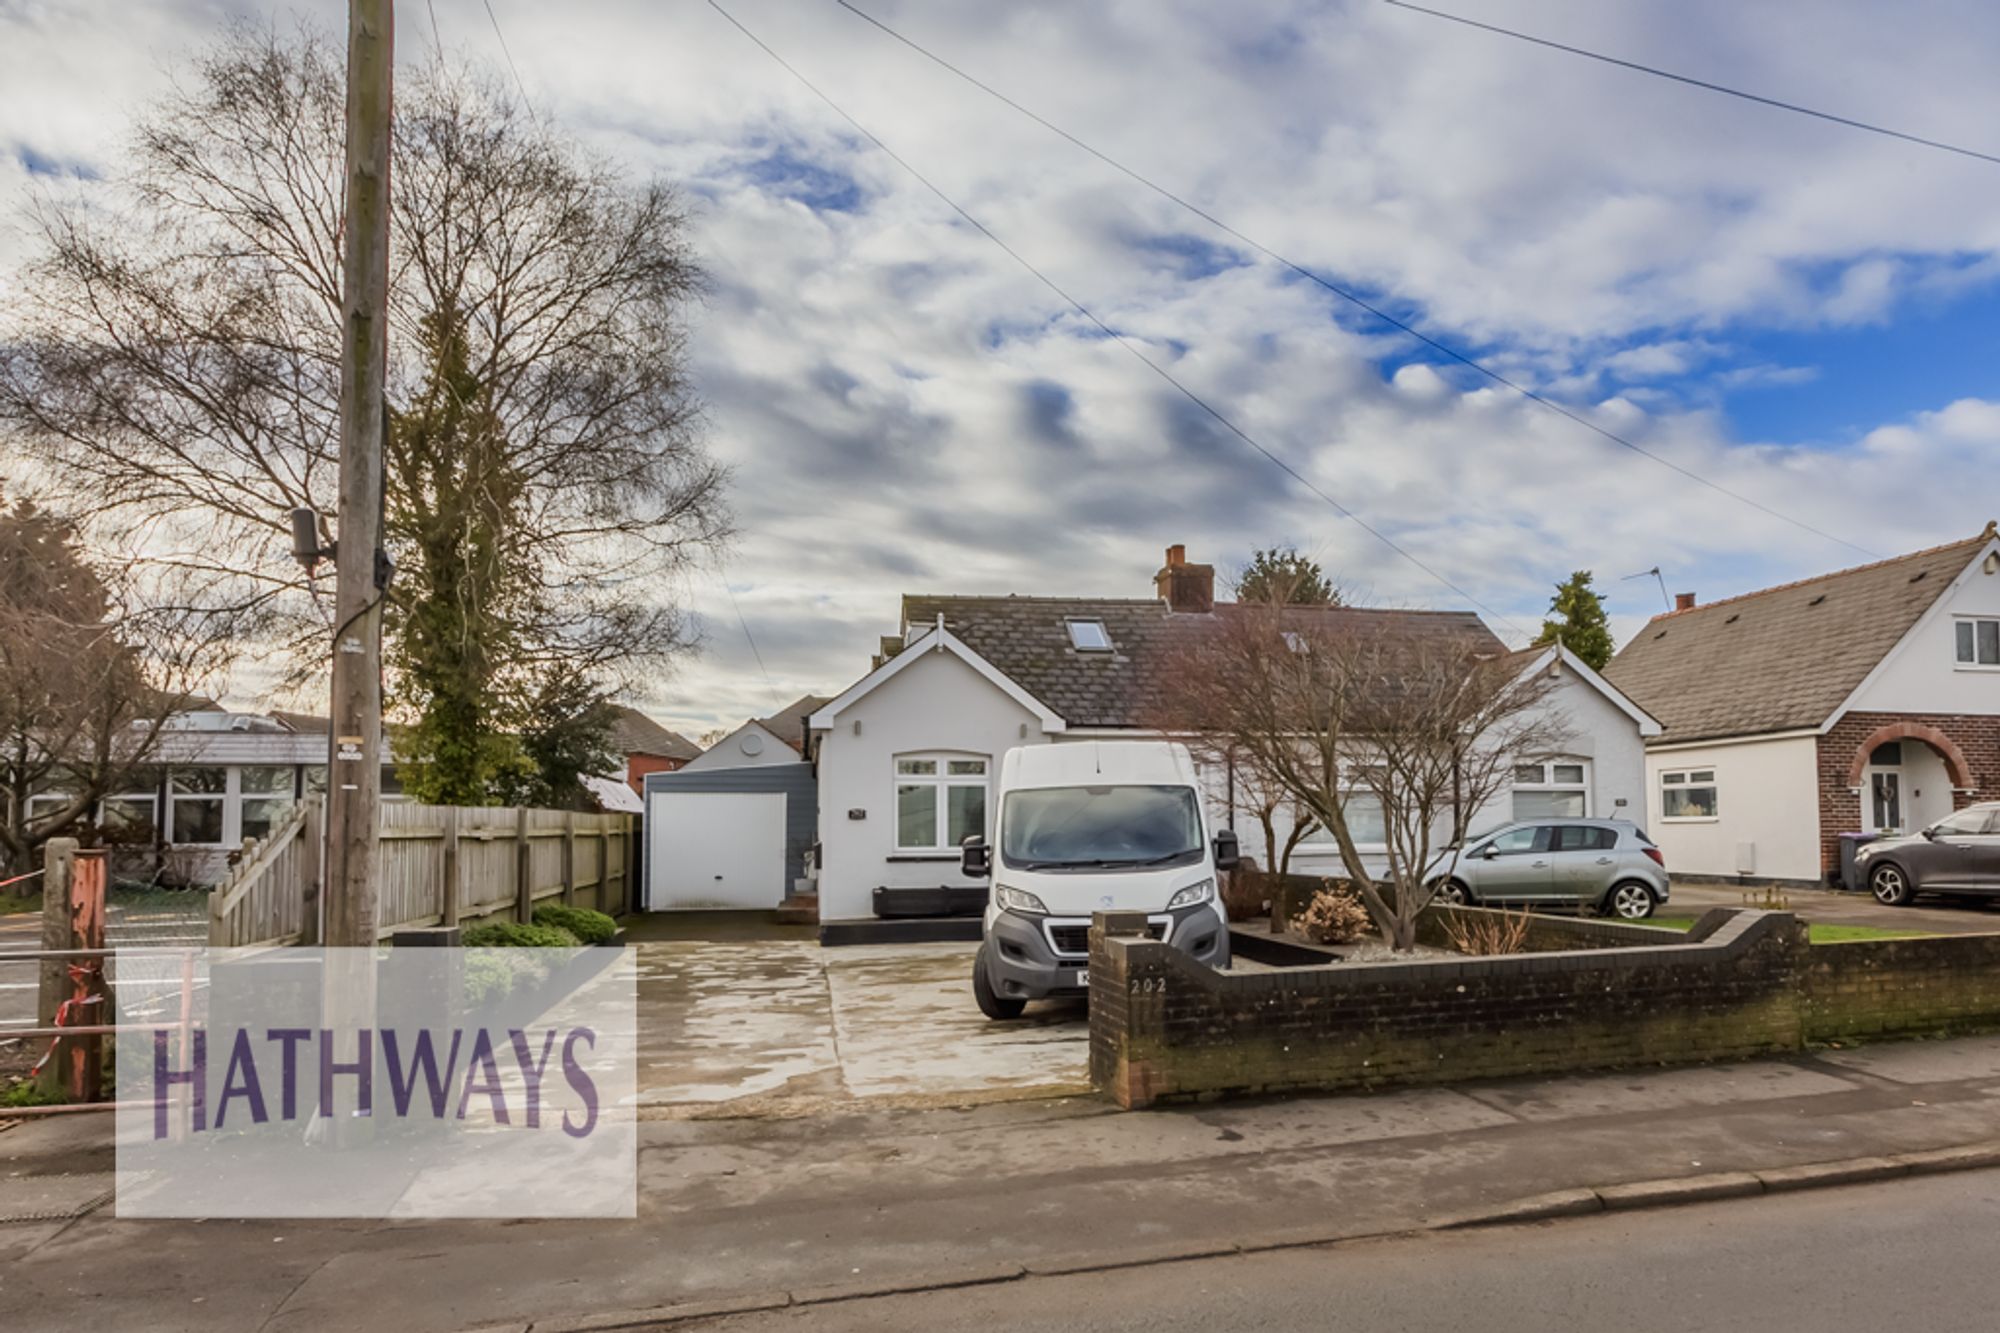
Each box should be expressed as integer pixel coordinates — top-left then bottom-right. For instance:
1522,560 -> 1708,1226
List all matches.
482,0 -> 535,114
706,0 -> 1525,632
1382,0 -> 2000,169
833,0 -> 1875,560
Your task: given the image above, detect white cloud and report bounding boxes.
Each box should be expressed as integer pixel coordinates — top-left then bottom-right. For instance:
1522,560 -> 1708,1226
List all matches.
4,0 -> 1999,735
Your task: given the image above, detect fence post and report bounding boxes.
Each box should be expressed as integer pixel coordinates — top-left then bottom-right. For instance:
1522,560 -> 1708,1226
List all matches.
441,806 -> 461,928
301,796 -> 324,947
563,811 -> 577,907
598,824 -> 611,915
37,838 -> 76,1051
515,806 -> 533,924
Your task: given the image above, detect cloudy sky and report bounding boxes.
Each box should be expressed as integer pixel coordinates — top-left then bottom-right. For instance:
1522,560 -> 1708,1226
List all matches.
5,0 -> 1999,738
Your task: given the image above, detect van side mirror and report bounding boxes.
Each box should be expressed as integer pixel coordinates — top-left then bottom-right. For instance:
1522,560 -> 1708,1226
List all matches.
961,835 -> 991,878
1212,829 -> 1241,872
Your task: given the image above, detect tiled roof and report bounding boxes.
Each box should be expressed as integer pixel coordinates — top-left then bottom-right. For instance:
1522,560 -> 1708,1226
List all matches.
900,595 -> 1505,728
1604,531 -> 1995,743
607,705 -> 701,761
756,693 -> 834,751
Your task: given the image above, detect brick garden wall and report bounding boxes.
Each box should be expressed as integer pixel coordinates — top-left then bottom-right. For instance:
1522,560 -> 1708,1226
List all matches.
1413,905 -> 1689,953
1816,712 -> 2000,877
1805,935 -> 2000,1043
1091,909 -> 2000,1108
1091,910 -> 1808,1108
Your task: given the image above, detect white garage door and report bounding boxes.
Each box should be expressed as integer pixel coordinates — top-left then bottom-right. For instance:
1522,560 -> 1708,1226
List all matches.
647,791 -> 789,910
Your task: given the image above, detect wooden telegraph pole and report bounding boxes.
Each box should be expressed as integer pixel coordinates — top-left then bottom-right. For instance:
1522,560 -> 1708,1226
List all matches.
326,0 -> 395,948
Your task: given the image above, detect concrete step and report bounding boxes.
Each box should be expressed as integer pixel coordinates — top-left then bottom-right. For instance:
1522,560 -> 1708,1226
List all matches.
774,894 -> 819,926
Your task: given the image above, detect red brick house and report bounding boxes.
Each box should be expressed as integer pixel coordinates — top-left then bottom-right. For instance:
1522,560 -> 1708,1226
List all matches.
1606,525 -> 2000,884
609,705 -> 702,794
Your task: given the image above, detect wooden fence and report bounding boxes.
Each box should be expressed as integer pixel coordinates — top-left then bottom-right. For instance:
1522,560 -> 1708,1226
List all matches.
209,798 -> 636,947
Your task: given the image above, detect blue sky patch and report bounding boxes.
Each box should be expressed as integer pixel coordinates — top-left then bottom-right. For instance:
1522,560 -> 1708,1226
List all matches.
741,143 -> 863,213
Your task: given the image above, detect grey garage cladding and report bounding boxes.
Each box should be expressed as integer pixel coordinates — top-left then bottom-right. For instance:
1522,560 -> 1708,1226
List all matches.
641,763 -> 817,910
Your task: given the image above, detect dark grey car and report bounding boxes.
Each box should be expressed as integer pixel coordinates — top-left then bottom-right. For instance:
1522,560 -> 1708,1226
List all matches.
1855,803 -> 2000,905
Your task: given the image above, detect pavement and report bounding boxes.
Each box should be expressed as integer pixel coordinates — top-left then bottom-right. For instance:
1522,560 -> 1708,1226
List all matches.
674,1168 -> 2000,1332
15,1030 -> 2000,1329
1670,879 -> 2000,934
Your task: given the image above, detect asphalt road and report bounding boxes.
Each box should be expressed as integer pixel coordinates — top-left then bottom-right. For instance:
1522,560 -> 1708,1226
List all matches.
693,1171 -> 2000,1333
0,914 -> 42,1036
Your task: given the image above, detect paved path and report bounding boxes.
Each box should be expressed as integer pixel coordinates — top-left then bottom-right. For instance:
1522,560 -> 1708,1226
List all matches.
1672,880 -> 2000,934
13,1033 -> 2000,1330
632,938 -> 1087,1112
692,1169 -> 2000,1332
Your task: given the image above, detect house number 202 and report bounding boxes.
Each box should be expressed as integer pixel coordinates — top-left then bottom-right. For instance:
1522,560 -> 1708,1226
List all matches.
1129,976 -> 1167,995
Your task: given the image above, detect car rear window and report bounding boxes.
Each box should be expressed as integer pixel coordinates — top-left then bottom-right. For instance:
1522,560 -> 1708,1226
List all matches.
1554,826 -> 1617,852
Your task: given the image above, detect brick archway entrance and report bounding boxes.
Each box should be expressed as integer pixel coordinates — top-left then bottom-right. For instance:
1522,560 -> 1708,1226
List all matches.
1843,721 -> 1975,790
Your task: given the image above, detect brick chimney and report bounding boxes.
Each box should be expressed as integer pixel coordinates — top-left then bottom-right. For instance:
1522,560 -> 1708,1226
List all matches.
1155,544 -> 1215,613
1674,592 -> 1697,612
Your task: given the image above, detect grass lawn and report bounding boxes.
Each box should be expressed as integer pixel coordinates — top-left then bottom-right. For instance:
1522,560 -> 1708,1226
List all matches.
0,893 -> 42,916
1646,914 -> 1924,943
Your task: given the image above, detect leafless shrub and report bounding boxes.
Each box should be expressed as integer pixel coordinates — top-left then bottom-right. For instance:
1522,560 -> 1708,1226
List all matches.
1438,908 -> 1534,956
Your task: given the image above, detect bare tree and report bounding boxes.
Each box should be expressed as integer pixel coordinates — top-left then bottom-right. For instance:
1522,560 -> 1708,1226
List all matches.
1159,605 -> 1568,950
0,25 -> 729,786
0,490 -> 242,880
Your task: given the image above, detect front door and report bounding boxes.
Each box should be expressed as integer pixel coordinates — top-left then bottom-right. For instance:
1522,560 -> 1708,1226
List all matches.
1865,768 -> 1904,834
1473,825 -> 1553,902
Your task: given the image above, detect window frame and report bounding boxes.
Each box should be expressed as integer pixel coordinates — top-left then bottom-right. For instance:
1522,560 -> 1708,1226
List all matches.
1660,768 -> 1720,823
1511,758 -> 1591,821
167,766 -> 230,846
892,751 -> 991,853
1955,616 -> 2000,670
1065,619 -> 1113,653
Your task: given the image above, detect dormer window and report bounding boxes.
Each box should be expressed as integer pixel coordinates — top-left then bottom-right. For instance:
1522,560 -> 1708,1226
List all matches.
1066,619 -> 1112,652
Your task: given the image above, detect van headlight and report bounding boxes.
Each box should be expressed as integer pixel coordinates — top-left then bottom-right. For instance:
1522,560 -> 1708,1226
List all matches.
995,884 -> 1049,915
1167,878 -> 1215,910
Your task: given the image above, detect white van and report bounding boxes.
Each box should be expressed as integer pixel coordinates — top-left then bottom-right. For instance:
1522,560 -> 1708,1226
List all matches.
959,740 -> 1237,1019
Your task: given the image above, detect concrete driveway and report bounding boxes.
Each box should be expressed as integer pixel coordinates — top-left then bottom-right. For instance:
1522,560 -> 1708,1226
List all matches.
1671,881 -> 2000,935
631,938 -> 1089,1114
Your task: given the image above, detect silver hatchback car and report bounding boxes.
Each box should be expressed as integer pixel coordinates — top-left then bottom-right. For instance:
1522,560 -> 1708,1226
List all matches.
1426,818 -> 1670,920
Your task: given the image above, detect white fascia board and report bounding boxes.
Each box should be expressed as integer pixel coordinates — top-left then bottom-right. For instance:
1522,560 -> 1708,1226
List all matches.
1645,728 -> 1821,754
1520,643 -> 1665,737
1819,537 -> 2000,734
808,623 -> 1066,734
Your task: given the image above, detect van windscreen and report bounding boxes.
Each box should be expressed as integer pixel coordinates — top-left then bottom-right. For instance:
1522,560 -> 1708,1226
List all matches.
1001,785 -> 1203,870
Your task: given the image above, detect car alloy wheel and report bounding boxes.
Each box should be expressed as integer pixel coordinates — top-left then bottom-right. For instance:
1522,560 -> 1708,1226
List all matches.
1610,883 -> 1656,920
1871,864 -> 1914,907
1434,881 -> 1471,906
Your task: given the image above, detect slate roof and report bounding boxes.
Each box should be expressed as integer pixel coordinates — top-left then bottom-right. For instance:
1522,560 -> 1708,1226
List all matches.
756,693 -> 834,752
899,595 -> 1505,728
1604,530 -> 1995,744
607,705 -> 701,762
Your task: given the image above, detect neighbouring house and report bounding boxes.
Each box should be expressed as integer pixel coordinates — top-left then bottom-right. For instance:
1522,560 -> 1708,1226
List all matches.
639,692 -> 828,911
608,704 -> 701,794
24,703 -> 395,887
803,546 -> 1659,930
1605,524 -> 2000,885
678,693 -> 830,772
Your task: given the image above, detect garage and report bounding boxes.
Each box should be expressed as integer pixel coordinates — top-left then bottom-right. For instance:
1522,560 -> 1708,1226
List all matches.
642,764 -> 817,911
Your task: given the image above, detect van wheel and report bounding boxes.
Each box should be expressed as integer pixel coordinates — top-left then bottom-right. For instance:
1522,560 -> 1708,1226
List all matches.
973,946 -> 1026,1020
1607,882 -> 1657,920
1871,863 -> 1915,907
